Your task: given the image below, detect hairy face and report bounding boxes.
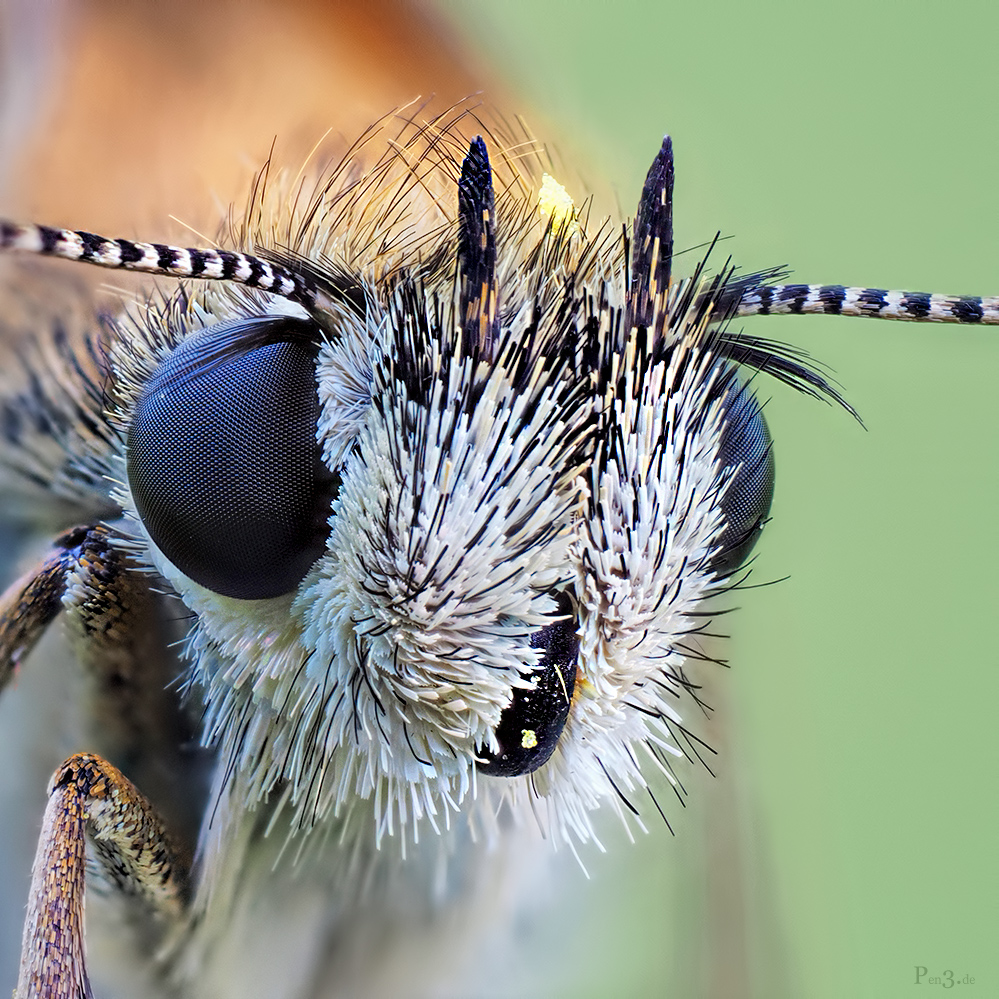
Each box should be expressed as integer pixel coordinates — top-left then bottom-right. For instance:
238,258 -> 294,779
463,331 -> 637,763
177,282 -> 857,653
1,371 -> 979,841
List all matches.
47,113 -> 797,854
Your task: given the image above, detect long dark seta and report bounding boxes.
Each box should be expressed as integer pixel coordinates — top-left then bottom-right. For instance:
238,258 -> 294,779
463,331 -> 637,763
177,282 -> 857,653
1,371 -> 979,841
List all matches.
457,137 -> 499,357
628,134 -> 674,339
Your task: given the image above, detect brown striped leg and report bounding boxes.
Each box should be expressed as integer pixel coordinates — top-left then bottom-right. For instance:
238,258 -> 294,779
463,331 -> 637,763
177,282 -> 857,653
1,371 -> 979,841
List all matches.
1,523 -> 202,837
0,524 -> 155,701
1,526 -> 197,995
0,526 -> 78,692
15,753 -> 186,999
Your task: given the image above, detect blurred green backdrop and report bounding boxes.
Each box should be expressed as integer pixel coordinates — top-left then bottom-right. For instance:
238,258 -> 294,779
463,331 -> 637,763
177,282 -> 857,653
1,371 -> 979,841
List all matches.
434,1 -> 999,997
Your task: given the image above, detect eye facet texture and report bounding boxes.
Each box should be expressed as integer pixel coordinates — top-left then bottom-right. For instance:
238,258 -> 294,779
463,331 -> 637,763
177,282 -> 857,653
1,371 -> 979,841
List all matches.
477,591 -> 579,777
710,376 -> 776,579
126,317 -> 334,600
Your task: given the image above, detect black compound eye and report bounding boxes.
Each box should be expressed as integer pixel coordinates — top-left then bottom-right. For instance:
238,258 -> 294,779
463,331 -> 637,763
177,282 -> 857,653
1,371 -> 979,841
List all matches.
708,374 -> 776,579
126,317 -> 335,600
477,590 -> 579,777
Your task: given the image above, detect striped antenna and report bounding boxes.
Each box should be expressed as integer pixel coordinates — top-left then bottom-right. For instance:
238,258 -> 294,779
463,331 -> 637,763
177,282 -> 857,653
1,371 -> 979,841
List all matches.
4,219 -> 999,327
0,221 -> 318,309
737,283 -> 999,324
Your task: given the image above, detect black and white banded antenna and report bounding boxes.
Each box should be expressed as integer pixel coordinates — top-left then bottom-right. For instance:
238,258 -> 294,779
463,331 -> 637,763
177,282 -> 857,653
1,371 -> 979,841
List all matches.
3,210 -> 999,326
0,220 -> 319,309
735,283 -> 999,324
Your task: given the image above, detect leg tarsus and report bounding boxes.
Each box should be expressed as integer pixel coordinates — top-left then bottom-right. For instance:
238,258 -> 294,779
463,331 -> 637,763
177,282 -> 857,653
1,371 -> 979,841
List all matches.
16,753 -> 186,999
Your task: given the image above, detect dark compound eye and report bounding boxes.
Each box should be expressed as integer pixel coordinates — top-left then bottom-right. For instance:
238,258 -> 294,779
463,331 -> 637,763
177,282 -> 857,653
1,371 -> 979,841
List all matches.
708,374 -> 776,579
477,590 -> 579,777
126,316 -> 336,600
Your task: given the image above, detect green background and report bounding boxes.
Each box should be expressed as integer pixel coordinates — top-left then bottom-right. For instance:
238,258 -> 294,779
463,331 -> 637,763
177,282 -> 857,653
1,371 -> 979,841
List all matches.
436,2 -> 998,997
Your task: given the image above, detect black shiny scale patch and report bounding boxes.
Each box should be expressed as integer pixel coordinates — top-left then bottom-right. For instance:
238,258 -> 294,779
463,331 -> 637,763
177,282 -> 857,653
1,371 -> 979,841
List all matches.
126,318 -> 334,600
477,590 -> 579,777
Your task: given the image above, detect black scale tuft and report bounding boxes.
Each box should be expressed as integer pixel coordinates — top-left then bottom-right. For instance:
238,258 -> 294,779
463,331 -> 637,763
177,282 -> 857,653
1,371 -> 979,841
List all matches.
902,292 -> 931,318
951,297 -> 984,322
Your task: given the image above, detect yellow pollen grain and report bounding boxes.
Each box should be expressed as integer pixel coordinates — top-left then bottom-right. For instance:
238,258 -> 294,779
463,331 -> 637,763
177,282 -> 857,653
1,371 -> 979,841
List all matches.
520,729 -> 538,749
538,174 -> 579,236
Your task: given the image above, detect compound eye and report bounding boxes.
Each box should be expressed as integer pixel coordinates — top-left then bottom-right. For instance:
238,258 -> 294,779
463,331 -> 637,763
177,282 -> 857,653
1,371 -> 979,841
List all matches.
126,317 -> 335,600
477,590 -> 579,777
709,375 -> 776,579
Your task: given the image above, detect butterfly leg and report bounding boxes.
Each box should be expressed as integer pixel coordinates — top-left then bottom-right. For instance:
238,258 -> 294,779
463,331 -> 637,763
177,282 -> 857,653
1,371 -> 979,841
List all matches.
1,525 -> 191,998
15,753 -> 185,999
